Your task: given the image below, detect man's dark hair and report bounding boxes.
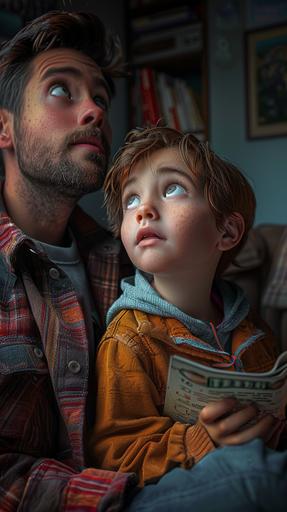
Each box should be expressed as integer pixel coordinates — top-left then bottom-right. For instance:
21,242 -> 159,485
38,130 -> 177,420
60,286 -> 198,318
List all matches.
0,10 -> 125,118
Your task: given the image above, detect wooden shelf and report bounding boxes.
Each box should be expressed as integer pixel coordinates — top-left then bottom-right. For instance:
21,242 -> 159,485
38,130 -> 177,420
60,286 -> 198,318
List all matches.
126,0 -> 209,139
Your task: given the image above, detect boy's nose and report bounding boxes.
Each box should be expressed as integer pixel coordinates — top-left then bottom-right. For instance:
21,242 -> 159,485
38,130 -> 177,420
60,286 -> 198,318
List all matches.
136,203 -> 159,223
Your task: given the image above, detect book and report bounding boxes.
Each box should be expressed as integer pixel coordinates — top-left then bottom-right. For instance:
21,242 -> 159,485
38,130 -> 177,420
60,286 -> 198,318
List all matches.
130,69 -> 143,127
173,79 -> 205,133
139,67 -> 161,125
173,79 -> 190,132
163,351 -> 287,424
131,6 -> 199,35
174,79 -> 203,133
132,22 -> 202,65
157,73 -> 180,129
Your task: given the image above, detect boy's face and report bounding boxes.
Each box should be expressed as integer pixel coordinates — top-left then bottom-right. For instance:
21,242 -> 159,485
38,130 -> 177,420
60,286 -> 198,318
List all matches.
120,147 -> 224,278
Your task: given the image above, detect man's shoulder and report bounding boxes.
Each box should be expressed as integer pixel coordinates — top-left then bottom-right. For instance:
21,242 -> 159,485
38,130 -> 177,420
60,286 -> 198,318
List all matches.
70,205 -> 112,244
70,205 -> 128,258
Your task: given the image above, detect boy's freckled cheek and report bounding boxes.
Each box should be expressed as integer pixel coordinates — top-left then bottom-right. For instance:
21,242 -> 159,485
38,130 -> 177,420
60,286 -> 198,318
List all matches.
171,211 -> 193,228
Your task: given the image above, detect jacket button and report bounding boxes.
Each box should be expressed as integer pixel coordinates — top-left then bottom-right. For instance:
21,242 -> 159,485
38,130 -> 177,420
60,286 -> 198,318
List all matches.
34,347 -> 44,358
68,360 -> 81,374
49,267 -> 60,279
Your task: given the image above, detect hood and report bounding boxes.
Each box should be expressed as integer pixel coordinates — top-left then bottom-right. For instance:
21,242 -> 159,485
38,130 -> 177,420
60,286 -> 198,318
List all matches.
106,269 -> 250,350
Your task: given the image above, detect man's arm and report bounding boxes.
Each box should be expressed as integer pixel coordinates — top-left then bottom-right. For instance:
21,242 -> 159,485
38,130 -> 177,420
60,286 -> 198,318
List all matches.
0,347 -> 136,511
0,453 -> 135,511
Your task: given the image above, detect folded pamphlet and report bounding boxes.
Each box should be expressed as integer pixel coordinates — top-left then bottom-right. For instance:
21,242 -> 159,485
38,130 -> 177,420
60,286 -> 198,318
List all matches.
163,351 -> 287,423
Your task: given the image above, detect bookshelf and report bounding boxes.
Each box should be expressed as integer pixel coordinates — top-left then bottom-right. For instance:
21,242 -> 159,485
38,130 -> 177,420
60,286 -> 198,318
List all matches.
125,0 -> 209,140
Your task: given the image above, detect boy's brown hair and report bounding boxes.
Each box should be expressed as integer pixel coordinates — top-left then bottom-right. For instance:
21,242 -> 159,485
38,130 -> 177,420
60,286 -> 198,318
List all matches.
104,125 -> 256,275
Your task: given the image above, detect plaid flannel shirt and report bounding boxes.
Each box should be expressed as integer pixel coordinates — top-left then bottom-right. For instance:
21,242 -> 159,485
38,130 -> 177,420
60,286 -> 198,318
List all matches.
0,200 -> 136,511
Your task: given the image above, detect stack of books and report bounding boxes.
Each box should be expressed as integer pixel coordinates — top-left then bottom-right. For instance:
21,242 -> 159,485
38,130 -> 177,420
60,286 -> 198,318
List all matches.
131,67 -> 205,137
130,4 -> 202,64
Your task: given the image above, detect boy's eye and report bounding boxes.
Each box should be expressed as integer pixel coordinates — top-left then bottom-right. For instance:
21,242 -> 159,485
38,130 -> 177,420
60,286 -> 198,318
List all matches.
164,183 -> 186,197
50,84 -> 71,99
125,194 -> 140,209
94,95 -> 109,111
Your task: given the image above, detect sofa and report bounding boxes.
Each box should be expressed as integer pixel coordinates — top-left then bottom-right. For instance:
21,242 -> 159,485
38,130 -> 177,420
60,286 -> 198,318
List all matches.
223,224 -> 287,352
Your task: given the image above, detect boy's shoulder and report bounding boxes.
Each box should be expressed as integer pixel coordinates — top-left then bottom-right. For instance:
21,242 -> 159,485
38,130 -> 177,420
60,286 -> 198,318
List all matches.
239,308 -> 280,370
99,309 -> 159,359
101,309 -> 185,349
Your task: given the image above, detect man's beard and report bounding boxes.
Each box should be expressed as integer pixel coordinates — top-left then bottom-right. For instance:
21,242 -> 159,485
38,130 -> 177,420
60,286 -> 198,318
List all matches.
14,124 -> 111,200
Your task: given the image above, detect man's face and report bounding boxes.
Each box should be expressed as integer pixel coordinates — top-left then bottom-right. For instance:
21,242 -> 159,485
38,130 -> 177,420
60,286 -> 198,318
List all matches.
13,48 -> 112,198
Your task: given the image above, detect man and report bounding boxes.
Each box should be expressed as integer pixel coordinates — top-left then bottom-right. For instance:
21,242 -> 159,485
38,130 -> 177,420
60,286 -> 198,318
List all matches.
0,10 -> 135,510
0,9 -> 286,512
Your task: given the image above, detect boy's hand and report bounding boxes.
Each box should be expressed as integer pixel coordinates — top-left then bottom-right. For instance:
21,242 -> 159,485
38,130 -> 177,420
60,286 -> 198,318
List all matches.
198,397 -> 282,447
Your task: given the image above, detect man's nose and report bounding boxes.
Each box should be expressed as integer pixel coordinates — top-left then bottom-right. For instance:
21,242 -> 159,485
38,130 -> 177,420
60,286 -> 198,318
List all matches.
77,98 -> 105,127
136,203 -> 159,223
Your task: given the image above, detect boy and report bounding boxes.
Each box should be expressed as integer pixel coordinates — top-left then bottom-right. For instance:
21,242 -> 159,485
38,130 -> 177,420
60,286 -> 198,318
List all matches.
88,126 -> 284,486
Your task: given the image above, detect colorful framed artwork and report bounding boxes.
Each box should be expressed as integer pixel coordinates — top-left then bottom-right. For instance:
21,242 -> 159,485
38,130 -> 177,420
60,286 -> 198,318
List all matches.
245,23 -> 287,139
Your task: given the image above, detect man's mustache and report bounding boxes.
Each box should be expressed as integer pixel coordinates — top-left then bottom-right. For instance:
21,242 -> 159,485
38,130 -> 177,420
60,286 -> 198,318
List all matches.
64,128 -> 110,158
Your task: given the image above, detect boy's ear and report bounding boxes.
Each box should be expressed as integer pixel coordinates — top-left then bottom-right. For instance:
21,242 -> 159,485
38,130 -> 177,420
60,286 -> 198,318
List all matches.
217,212 -> 245,252
0,109 -> 14,149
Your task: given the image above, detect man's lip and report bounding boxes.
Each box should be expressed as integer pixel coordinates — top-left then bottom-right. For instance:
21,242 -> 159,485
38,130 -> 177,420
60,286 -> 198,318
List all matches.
136,228 -> 164,244
71,137 -> 104,152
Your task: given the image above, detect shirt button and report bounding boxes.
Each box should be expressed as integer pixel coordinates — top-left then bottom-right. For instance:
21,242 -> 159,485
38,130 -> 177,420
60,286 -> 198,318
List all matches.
49,267 -> 60,279
34,347 -> 44,358
68,360 -> 81,374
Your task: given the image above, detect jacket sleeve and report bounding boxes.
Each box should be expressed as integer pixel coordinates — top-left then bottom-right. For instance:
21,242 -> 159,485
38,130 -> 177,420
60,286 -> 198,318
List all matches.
0,454 -> 135,511
88,335 -> 215,486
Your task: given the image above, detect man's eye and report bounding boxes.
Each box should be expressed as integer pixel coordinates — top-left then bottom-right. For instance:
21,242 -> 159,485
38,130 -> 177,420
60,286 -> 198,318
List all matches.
50,84 -> 71,99
164,184 -> 186,197
94,95 -> 109,111
125,195 -> 140,209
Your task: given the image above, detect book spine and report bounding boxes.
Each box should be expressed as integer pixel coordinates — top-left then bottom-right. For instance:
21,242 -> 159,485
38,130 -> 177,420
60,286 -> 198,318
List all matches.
139,67 -> 161,125
131,69 -> 143,128
188,87 -> 204,132
131,7 -> 198,35
178,81 -> 204,133
157,73 -> 182,130
174,79 -> 190,132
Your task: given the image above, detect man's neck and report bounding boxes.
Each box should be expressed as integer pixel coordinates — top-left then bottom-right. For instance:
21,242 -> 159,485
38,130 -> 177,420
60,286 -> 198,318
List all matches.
3,176 -> 76,245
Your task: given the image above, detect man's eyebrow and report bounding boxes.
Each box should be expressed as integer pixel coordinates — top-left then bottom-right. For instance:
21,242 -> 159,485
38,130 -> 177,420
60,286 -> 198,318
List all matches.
40,66 -> 110,95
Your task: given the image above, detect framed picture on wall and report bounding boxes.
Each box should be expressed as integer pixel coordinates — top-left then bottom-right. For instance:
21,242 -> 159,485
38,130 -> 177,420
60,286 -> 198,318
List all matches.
245,23 -> 287,139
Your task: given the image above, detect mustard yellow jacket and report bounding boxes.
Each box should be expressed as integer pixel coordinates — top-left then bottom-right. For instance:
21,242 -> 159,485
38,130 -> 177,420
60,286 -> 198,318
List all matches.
88,308 -> 278,486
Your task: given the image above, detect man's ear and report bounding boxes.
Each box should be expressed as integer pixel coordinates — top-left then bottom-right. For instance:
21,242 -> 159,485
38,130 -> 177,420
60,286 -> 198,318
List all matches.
217,212 -> 245,252
0,109 -> 13,149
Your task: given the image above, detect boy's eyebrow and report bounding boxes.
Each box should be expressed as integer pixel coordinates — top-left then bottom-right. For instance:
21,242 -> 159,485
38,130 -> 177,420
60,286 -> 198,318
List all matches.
156,165 -> 194,182
122,165 -> 195,190
40,66 -> 110,96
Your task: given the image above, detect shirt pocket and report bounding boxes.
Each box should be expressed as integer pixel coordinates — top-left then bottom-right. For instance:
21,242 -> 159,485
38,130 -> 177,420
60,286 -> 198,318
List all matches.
0,339 -> 56,456
0,337 -> 48,375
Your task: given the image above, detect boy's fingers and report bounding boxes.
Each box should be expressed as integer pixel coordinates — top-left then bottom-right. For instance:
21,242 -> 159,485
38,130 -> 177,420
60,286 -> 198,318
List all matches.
218,413 -> 277,446
265,418 -> 286,445
210,403 -> 259,436
199,397 -> 238,424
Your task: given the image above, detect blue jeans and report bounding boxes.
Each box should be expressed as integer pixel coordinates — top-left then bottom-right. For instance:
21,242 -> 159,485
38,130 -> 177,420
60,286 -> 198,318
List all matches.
127,439 -> 287,511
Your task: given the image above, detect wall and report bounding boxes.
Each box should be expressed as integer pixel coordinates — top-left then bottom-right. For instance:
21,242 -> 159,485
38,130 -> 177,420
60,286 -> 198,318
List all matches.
208,0 -> 287,226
